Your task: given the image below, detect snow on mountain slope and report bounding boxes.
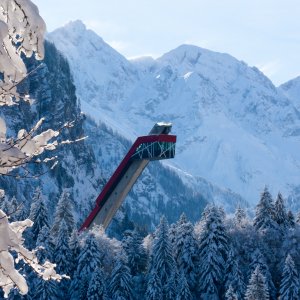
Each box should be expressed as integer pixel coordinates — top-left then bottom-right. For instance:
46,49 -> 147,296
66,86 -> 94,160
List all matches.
48,21 -> 300,206
279,76 -> 300,111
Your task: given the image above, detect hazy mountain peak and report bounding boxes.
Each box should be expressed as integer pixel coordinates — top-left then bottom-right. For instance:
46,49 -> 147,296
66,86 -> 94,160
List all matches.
280,76 -> 300,91
279,76 -> 300,110
158,43 -> 237,69
63,19 -> 86,32
50,20 -> 105,46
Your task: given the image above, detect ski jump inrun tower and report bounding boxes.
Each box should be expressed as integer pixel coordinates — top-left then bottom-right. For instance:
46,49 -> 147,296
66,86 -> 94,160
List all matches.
80,123 -> 177,231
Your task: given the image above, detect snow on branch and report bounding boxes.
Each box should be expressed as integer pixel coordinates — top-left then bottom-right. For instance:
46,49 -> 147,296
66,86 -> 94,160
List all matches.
0,210 -> 68,297
0,118 -> 80,176
0,0 -> 45,106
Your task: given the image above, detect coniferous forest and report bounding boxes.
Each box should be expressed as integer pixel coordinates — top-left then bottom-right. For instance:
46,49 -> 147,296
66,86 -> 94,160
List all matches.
1,186 -> 299,299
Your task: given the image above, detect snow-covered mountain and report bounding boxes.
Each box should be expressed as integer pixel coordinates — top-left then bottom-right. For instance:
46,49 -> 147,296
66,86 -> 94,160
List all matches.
279,76 -> 300,111
48,20 -> 300,207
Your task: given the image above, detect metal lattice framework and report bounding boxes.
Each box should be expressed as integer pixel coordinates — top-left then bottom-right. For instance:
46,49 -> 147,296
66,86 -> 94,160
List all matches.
131,141 -> 176,160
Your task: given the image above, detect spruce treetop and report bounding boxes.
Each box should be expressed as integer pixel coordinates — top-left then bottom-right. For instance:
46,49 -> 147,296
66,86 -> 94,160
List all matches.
245,266 -> 269,300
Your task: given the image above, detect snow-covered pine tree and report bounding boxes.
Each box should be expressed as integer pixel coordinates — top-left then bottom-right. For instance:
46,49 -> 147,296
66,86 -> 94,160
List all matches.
122,229 -> 147,276
197,205 -> 229,299
51,190 -> 75,238
245,266 -> 269,300
36,225 -> 51,263
248,248 -> 275,299
225,285 -> 238,300
53,220 -> 72,298
68,229 -> 81,277
122,229 -> 148,298
171,212 -> 188,243
0,196 -> 18,221
0,197 -> 11,216
165,271 -> 177,300
33,278 -> 59,300
54,220 -> 72,275
145,271 -> 163,300
234,205 -> 247,227
168,221 -> 178,246
287,211 -> 295,228
224,247 -> 246,299
148,216 -> 177,298
174,213 -> 198,293
29,187 -> 43,221
30,192 -> 49,245
9,197 -> 18,221
108,251 -> 133,300
87,267 -> 108,300
279,254 -> 299,299
13,201 -> 29,222
90,225 -> 120,274
281,228 -> 300,273
69,232 -> 102,299
274,192 -> 289,229
296,211 -> 300,224
253,187 -> 276,232
176,271 -> 192,300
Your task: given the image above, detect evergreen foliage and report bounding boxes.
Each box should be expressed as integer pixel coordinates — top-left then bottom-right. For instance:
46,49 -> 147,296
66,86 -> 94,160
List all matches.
69,232 -> 102,299
36,225 -> 51,262
122,229 -> 147,276
198,205 -> 228,299
176,271 -> 192,300
51,190 -> 75,238
165,271 -> 176,300
279,254 -> 299,299
87,267 -> 108,300
34,279 -> 59,300
253,187 -> 276,231
234,205 -> 247,227
224,248 -> 246,299
281,227 -> 300,273
30,191 -> 49,245
245,266 -> 270,300
4,186 -> 300,299
173,213 -> 198,292
68,229 -> 81,276
225,284 -> 238,300
108,251 -> 133,300
145,271 -> 163,300
148,216 -> 177,298
296,211 -> 300,224
249,248 -> 275,299
274,192 -> 289,228
14,201 -> 29,222
29,187 -> 43,220
287,211 -> 295,228
54,220 -> 72,275
0,197 -> 15,219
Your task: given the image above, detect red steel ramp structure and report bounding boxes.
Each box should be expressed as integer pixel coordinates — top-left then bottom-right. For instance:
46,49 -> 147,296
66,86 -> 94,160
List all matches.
79,123 -> 177,231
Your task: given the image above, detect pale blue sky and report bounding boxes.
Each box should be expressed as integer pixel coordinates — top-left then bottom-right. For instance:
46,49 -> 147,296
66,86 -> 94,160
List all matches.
34,0 -> 300,85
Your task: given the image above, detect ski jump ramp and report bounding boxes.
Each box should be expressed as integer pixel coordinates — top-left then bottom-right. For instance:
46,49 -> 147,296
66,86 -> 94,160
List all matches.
80,123 -> 177,231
